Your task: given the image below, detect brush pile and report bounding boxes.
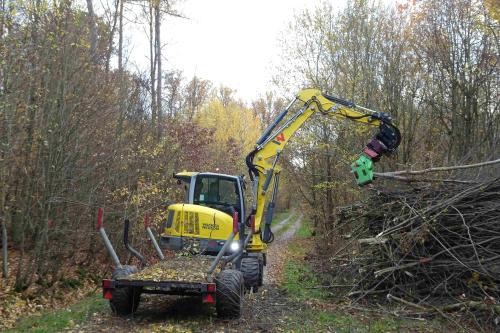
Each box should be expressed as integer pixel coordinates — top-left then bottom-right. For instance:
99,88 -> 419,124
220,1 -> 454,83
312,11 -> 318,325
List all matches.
337,177 -> 500,319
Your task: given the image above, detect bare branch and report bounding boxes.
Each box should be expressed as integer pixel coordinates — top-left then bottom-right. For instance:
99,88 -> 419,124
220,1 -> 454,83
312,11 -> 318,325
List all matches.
376,158 -> 500,177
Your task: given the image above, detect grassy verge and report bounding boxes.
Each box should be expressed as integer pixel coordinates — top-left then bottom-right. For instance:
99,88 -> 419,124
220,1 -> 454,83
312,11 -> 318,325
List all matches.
283,307 -> 451,333
296,217 -> 312,238
282,218 -> 327,300
280,308 -> 443,333
285,218 -> 312,256
5,293 -> 106,333
282,260 -> 325,300
281,218 -> 323,298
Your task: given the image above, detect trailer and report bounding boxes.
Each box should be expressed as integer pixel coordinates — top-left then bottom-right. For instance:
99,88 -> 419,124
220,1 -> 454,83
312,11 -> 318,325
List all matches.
96,208 -> 255,318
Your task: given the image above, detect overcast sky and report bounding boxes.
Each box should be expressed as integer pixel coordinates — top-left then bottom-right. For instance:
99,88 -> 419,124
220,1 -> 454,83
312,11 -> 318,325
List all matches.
124,0 -> 349,103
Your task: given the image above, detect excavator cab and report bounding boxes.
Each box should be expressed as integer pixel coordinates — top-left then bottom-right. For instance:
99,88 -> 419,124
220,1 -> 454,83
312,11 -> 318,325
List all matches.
161,172 -> 246,255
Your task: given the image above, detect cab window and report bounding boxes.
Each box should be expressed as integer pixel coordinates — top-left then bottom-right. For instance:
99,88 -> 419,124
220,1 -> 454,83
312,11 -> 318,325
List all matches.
193,176 -> 240,215
174,176 -> 191,203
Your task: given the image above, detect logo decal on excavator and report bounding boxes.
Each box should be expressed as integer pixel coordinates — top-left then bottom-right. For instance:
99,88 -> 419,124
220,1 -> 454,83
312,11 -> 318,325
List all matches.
202,223 -> 219,230
272,133 -> 285,145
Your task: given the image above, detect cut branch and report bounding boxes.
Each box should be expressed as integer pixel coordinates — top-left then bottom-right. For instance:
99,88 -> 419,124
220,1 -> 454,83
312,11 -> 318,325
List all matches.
375,158 -> 500,176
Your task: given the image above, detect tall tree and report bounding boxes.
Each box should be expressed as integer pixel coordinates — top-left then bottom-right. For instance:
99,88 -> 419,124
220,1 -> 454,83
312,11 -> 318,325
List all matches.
165,70 -> 183,117
412,0 -> 499,161
85,0 -> 98,64
251,91 -> 286,128
274,0 -> 499,232
154,0 -> 162,138
183,76 -> 212,120
197,98 -> 261,174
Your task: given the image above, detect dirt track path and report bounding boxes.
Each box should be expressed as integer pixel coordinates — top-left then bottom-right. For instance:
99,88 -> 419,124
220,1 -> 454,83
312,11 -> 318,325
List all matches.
276,213 -> 303,242
71,213 -> 304,333
264,213 -> 303,285
270,209 -> 296,234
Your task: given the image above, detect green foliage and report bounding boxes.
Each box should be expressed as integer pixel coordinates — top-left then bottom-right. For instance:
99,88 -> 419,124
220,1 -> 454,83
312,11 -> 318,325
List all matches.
5,293 -> 106,333
296,218 -> 312,238
283,309 -> 402,333
282,260 -> 325,300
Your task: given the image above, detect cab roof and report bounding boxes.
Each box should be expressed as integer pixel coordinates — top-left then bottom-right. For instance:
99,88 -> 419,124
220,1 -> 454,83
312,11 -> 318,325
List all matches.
173,171 -> 240,180
174,171 -> 197,178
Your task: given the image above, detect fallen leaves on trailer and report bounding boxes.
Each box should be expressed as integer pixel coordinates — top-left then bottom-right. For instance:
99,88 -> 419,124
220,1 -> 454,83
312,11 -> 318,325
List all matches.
123,256 -> 217,282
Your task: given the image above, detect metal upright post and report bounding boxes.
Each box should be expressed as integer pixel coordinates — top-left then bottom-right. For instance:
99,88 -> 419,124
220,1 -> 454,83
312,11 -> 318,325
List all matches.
96,208 -> 122,268
144,215 -> 165,260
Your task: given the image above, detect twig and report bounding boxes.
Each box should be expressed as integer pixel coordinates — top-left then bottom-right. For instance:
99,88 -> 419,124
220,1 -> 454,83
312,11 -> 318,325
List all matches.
373,173 -> 480,184
374,262 -> 421,277
358,237 -> 388,245
334,177 -> 500,329
305,284 -> 355,289
387,295 -> 500,316
376,158 -> 500,176
387,294 -> 429,311
440,301 -> 500,314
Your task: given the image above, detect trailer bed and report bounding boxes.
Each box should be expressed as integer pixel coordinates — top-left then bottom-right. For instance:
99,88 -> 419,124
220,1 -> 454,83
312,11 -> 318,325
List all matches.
102,256 -> 219,300
121,255 -> 216,283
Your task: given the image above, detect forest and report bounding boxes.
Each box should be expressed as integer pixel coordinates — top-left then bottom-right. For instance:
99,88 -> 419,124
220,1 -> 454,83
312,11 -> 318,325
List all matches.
0,0 -> 499,331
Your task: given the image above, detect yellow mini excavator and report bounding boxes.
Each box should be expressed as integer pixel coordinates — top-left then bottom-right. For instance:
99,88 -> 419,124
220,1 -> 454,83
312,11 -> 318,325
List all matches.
160,88 -> 401,292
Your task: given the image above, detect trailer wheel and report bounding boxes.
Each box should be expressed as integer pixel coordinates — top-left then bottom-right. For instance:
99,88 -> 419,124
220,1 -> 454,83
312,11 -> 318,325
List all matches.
215,269 -> 244,318
110,265 -> 141,316
241,256 -> 260,292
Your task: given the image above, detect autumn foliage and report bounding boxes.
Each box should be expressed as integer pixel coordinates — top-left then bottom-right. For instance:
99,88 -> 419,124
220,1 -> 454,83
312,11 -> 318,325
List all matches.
0,0 -> 498,324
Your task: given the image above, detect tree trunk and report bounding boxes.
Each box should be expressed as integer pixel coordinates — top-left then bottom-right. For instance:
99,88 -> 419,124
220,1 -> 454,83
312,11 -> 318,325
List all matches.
149,0 -> 157,128
1,217 -> 7,278
115,0 -> 126,137
118,0 -> 123,73
155,0 -> 162,139
85,0 -> 98,64
105,0 -> 120,72
0,0 -> 7,279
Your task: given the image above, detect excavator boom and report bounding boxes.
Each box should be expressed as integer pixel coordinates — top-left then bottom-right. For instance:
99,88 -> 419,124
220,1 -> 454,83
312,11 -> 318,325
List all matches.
160,88 -> 400,272
246,88 -> 401,248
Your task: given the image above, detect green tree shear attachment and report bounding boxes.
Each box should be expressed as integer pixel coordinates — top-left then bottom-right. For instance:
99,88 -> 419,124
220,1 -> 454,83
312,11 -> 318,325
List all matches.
351,154 -> 374,186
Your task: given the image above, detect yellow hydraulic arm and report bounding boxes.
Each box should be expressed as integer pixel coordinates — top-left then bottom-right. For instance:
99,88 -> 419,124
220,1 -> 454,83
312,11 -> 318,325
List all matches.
245,88 -> 401,248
